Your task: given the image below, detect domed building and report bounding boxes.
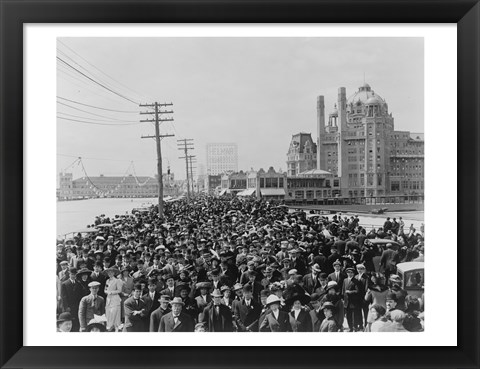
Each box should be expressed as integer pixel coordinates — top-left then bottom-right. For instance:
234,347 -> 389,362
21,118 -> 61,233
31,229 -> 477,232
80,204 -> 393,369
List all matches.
286,82 -> 424,201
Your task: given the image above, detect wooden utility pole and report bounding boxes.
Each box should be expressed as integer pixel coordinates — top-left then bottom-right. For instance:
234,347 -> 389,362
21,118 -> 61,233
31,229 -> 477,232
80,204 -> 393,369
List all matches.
177,139 -> 194,201
188,155 -> 197,194
140,102 -> 174,217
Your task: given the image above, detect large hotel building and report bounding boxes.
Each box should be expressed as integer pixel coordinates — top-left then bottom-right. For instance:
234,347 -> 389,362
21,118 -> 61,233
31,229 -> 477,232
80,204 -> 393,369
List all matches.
206,143 -> 238,175
287,83 -> 424,199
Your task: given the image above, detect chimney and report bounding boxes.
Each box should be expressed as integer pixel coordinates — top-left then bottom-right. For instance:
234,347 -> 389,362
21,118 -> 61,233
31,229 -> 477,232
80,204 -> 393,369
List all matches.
337,87 -> 349,192
316,96 -> 325,170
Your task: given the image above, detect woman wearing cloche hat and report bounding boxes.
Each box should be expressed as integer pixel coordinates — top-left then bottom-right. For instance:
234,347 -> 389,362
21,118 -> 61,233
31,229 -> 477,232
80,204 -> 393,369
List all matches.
259,295 -> 292,332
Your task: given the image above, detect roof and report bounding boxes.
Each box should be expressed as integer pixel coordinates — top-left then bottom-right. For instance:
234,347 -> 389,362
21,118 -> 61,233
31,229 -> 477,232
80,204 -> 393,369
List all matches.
296,169 -> 332,177
347,84 -> 385,106
290,133 -> 317,154
237,188 -> 256,197
260,188 -> 286,196
396,262 -> 424,272
410,133 -> 424,141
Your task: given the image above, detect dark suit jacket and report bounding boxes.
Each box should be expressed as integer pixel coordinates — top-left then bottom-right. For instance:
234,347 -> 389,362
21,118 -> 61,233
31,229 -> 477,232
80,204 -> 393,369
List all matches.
289,309 -> 313,332
90,272 -> 107,299
123,296 -> 147,332
380,248 -> 399,273
342,278 -> 361,308
159,311 -> 194,332
160,287 -> 178,299
320,316 -> 339,332
302,273 -> 321,295
259,310 -> 292,332
61,279 -> 84,314
195,295 -> 212,320
201,304 -> 234,332
150,307 -> 170,332
142,291 -> 161,316
309,309 -> 325,332
233,299 -> 261,331
327,271 -> 346,287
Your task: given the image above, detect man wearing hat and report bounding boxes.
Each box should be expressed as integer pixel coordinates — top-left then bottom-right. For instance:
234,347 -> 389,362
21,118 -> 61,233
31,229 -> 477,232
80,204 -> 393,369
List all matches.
60,267 -> 83,332
379,242 -> 399,281
288,249 -> 306,276
355,264 -> 370,326
327,260 -> 345,287
302,263 -> 322,295
342,267 -> 362,332
90,261 -> 107,299
160,274 -> 178,299
233,284 -> 262,332
309,293 -> 326,332
159,297 -> 194,332
78,281 -> 106,332
259,295 -> 291,332
123,283 -> 147,332
200,289 -> 234,332
149,295 -> 171,332
388,275 -> 408,311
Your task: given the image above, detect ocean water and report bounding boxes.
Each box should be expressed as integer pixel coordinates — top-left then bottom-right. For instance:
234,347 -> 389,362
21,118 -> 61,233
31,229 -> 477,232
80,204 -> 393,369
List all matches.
57,198 -> 424,237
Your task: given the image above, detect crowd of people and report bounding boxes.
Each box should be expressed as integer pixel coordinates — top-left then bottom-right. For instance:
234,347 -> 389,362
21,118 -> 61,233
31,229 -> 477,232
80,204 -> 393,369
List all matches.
56,196 -> 425,333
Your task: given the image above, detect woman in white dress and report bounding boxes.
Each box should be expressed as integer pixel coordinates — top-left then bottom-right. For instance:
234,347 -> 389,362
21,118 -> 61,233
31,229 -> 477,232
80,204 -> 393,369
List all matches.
104,267 -> 123,332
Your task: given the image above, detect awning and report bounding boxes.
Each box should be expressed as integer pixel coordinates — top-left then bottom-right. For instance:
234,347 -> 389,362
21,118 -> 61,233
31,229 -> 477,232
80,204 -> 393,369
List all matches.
237,188 -> 256,197
260,188 -> 286,196
218,189 -> 227,196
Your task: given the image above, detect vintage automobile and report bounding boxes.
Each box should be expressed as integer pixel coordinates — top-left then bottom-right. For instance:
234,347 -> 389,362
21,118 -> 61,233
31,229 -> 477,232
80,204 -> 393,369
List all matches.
365,238 -> 401,251
396,261 -> 425,299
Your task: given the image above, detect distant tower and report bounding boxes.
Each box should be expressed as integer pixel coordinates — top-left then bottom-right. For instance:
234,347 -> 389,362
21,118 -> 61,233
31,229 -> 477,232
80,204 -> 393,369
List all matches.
316,96 -> 325,170
337,87 -> 349,191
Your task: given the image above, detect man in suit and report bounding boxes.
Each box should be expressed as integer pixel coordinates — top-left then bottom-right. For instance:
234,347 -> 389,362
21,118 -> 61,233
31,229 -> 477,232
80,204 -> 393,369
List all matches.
201,289 -> 234,332
308,293 -> 325,332
60,267 -> 84,332
142,278 -> 161,323
159,297 -> 195,332
149,295 -> 171,332
327,260 -> 345,286
288,300 -> 313,332
380,243 -> 399,281
90,262 -> 107,299
342,267 -> 362,332
78,281 -> 105,332
123,283 -> 147,332
233,284 -> 262,332
275,242 -> 289,263
245,271 -> 263,303
259,295 -> 292,332
289,249 -> 306,276
355,264 -> 370,326
302,263 -> 322,295
160,274 -> 178,299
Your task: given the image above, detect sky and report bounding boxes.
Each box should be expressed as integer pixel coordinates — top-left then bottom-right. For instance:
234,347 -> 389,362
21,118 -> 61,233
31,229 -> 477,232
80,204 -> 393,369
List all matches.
57,37 -> 424,180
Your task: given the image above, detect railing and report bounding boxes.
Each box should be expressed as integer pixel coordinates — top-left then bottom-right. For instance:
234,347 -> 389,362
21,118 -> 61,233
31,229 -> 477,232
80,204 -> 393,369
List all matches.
285,195 -> 424,207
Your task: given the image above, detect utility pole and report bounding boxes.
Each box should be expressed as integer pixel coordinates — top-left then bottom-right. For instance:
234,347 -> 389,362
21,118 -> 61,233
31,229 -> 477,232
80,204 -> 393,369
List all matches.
177,138 -> 194,201
140,102 -> 174,217
188,155 -> 197,195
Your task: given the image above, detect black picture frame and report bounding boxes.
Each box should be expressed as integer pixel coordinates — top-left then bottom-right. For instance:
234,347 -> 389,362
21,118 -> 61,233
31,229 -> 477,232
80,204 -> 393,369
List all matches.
1,1 -> 478,368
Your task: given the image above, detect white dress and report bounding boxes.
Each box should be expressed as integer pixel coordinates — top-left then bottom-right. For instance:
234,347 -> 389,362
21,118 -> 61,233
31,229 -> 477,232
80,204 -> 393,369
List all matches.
105,277 -> 123,330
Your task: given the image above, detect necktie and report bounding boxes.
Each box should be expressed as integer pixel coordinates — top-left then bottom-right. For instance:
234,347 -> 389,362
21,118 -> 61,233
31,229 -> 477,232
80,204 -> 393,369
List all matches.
173,315 -> 178,324
215,305 -> 220,315
136,299 -> 139,307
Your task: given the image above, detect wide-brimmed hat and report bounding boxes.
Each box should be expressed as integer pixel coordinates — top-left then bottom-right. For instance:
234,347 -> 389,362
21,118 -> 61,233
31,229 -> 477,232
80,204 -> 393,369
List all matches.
265,294 -> 282,307
211,289 -> 223,298
57,312 -> 73,323
88,281 -> 101,288
283,285 -> 311,306
233,283 -> 243,291
311,264 -> 321,273
105,267 -> 120,276
196,282 -> 212,290
220,285 -> 231,292
169,297 -> 184,306
77,268 -> 92,277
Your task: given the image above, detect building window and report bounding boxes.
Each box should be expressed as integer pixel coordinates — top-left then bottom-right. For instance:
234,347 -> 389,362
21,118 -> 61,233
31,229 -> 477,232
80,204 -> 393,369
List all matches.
279,177 -> 284,188
333,179 -> 339,187
260,178 -> 265,188
295,191 -> 304,199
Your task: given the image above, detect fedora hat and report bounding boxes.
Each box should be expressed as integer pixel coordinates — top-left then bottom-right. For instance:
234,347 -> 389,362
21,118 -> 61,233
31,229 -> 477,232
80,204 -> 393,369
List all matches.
169,297 -> 184,306
211,289 -> 223,298
105,267 -> 120,276
311,264 -> 321,273
326,281 -> 338,292
77,268 -> 92,277
321,301 -> 336,311
158,295 -> 171,303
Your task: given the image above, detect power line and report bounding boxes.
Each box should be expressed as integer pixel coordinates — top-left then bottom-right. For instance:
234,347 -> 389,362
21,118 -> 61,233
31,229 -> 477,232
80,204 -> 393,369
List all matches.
57,153 -> 155,162
57,111 -> 140,124
57,101 -> 141,121
57,56 -> 139,105
57,96 -> 140,113
57,40 -> 153,103
57,116 -> 144,126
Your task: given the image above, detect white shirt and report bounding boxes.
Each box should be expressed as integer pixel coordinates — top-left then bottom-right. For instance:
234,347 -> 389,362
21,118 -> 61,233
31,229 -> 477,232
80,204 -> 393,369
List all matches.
245,299 -> 251,307
272,310 -> 279,320
293,309 -> 301,320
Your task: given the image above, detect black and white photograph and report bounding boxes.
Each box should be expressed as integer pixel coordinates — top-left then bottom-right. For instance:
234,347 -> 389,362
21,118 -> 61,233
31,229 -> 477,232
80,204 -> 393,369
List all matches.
56,37 -> 425,334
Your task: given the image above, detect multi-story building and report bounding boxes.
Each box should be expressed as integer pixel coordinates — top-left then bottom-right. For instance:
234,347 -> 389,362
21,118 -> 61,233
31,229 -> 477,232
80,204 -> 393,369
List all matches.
206,143 -> 238,175
237,167 -> 287,200
287,83 -> 424,199
57,173 -> 179,200
220,171 -> 247,195
286,133 -> 317,176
